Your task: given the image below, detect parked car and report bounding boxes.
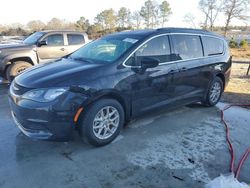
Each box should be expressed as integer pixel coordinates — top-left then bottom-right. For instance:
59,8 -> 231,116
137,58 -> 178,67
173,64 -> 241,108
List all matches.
0,30 -> 89,81
9,28 -> 232,146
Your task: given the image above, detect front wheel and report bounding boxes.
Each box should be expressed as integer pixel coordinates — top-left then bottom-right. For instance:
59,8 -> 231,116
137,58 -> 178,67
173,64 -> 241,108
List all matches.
79,99 -> 125,147
203,77 -> 223,106
6,61 -> 32,82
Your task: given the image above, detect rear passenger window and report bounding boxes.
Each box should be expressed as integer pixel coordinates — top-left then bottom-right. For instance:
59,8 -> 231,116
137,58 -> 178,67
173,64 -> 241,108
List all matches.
172,35 -> 203,60
67,34 -> 85,45
202,36 -> 224,56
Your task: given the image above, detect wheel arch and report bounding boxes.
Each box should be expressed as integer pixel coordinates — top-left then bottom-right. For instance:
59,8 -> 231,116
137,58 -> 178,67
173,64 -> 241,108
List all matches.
10,56 -> 34,65
215,72 -> 225,90
77,90 -> 131,125
3,56 -> 34,77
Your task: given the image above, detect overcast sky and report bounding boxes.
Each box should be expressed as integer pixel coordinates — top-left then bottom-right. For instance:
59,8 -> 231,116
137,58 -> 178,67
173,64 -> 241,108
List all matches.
0,0 -> 248,27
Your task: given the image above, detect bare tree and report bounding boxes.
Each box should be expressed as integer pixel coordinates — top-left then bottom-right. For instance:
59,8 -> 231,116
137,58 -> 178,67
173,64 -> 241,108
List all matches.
65,22 -> 78,30
223,0 -> 250,36
159,0 -> 172,27
95,9 -> 117,30
183,13 -> 197,28
8,23 -> 24,29
140,0 -> 159,28
46,18 -> 76,30
0,24 -> 7,33
27,20 -> 45,32
75,17 -> 90,32
117,7 -> 131,28
46,18 -> 65,29
199,0 -> 223,31
132,11 -> 142,29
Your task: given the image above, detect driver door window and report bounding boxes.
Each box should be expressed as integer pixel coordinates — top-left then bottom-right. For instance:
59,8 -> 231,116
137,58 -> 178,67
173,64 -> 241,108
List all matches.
126,35 -> 171,66
44,34 -> 64,46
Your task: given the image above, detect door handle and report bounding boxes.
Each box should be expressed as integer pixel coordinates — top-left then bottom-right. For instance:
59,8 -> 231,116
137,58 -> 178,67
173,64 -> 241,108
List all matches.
181,67 -> 187,71
169,69 -> 176,74
60,48 -> 65,51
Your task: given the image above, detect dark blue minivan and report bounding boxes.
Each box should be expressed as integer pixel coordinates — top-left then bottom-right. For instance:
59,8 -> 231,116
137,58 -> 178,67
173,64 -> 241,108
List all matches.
9,28 -> 231,146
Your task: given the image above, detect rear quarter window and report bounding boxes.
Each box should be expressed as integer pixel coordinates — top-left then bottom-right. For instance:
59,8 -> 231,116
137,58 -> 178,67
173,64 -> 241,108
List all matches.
202,36 -> 224,56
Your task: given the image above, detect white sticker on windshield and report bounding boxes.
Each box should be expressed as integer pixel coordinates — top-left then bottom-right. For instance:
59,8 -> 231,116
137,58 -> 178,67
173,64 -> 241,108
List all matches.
123,38 -> 138,44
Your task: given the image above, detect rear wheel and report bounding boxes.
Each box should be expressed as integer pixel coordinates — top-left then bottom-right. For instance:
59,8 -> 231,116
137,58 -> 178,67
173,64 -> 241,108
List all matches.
79,99 -> 124,146
6,61 -> 32,82
203,77 -> 223,106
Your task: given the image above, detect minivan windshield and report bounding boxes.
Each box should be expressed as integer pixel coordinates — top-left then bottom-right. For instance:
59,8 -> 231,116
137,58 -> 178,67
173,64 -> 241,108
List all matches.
24,32 -> 45,45
70,37 -> 139,63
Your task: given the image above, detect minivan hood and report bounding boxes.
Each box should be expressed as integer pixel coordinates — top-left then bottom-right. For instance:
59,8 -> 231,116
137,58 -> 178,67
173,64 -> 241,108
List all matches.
15,58 -> 105,88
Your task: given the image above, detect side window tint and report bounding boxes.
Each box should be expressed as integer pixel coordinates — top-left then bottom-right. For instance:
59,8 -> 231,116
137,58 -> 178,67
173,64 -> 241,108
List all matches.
125,55 -> 137,66
202,36 -> 224,56
44,34 -> 64,46
172,35 -> 203,60
67,34 -> 85,45
126,35 -> 171,66
125,36 -> 171,66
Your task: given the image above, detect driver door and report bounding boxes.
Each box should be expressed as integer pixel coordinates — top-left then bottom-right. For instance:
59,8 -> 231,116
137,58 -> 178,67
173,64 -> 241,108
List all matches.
126,35 -> 179,116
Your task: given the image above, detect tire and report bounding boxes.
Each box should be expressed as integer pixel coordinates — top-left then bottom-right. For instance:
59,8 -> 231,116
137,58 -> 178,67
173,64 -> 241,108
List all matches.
203,77 -> 223,107
6,61 -> 32,82
79,99 -> 125,147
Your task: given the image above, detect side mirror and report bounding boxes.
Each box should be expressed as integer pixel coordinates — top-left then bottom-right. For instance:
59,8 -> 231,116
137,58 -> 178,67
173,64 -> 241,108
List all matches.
37,40 -> 47,47
141,57 -> 159,69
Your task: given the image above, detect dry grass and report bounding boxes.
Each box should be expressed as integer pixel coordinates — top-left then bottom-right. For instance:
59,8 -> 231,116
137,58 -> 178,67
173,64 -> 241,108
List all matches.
221,47 -> 250,104
222,63 -> 250,104
230,46 -> 250,60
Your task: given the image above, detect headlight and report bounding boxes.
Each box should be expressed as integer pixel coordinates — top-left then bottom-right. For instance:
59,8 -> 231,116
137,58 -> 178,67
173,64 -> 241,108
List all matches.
22,88 -> 68,102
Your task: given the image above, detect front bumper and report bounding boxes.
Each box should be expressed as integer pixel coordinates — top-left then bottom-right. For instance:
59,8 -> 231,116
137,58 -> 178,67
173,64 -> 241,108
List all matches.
9,85 -> 87,141
11,111 -> 53,139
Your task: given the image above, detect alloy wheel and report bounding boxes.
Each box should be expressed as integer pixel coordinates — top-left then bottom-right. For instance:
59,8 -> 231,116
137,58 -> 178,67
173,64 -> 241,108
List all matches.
92,106 -> 120,140
209,81 -> 222,104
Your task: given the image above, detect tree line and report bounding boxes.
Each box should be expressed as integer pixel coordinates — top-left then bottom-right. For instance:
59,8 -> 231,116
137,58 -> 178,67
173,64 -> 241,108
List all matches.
0,0 -> 249,39
185,0 -> 250,36
0,0 -> 171,39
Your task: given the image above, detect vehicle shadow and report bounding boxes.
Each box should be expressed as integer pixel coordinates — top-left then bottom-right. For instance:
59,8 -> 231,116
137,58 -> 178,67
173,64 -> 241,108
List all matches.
15,132 -> 94,162
14,101 -> 210,162
14,104 -> 202,163
186,102 -> 205,108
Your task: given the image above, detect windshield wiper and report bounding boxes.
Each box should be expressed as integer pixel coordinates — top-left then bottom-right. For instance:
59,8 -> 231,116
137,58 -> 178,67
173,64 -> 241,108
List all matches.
70,57 -> 93,63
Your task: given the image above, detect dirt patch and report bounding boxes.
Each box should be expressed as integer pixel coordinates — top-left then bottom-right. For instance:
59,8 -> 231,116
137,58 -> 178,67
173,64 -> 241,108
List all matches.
230,47 -> 250,60
222,62 -> 250,104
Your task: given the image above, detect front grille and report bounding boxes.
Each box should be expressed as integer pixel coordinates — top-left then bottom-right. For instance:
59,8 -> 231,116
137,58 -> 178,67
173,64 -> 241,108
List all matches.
11,81 -> 32,96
